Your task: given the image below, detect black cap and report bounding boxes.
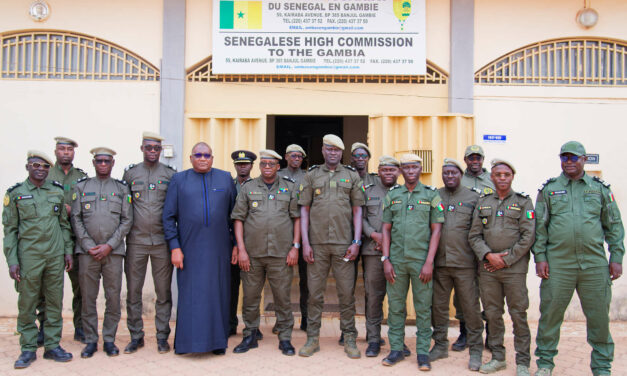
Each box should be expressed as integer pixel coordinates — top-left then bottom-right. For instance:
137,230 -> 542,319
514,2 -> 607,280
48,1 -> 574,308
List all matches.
231,150 -> 257,164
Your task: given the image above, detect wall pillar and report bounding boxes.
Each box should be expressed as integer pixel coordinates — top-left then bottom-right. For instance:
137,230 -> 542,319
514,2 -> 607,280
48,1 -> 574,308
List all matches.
449,0 -> 474,114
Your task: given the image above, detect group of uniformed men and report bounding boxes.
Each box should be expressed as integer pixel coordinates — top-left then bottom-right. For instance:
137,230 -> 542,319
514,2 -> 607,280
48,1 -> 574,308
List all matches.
3,132 -> 623,376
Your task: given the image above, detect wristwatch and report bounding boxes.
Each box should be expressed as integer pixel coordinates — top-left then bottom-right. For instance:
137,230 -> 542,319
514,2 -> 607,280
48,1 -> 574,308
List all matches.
381,255 -> 390,262
351,239 -> 362,246
292,243 -> 301,249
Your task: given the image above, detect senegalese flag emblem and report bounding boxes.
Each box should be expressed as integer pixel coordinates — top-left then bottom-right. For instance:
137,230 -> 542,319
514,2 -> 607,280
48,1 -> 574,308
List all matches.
526,210 -> 535,219
220,1 -> 262,29
609,192 -> 615,202
360,184 -> 366,193
436,203 -> 445,212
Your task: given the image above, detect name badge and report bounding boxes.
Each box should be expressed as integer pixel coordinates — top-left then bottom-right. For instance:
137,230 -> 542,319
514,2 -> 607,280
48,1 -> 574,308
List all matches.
496,210 -> 504,217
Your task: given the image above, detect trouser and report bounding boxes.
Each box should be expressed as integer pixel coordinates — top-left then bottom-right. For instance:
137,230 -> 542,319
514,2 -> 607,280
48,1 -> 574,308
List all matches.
479,269 -> 530,367
432,267 -> 483,355
387,260 -> 432,355
17,254 -> 65,351
36,254 -> 82,330
306,244 -> 357,338
362,255 -> 386,343
298,248 -> 308,319
535,266 -> 613,375
79,254 -> 123,343
229,263 -> 240,331
242,256 -> 294,341
125,243 -> 173,340
453,274 -> 481,322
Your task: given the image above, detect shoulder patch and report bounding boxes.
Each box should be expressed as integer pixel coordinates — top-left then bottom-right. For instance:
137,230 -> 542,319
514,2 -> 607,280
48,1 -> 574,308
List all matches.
539,177 -> 557,191
470,187 -> 482,194
282,176 -> 295,183
124,163 -> 137,172
116,179 -> 128,186
308,165 -> 319,172
389,184 -> 401,191
7,182 -> 22,192
344,165 -> 356,171
593,176 -> 610,188
76,176 -> 88,184
517,191 -> 530,198
51,181 -> 64,189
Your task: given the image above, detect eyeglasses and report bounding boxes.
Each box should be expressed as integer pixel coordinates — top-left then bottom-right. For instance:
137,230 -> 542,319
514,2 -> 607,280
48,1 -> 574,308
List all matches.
94,159 -> 113,165
466,155 -> 483,162
352,153 -> 369,159
260,162 -> 278,168
192,153 -> 212,159
143,145 -> 162,152
29,162 -> 51,169
288,153 -> 303,159
560,155 -> 582,163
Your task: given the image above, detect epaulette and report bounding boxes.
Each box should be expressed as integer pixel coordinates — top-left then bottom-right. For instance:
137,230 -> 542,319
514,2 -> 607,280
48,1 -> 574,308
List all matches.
7,182 -> 22,192
344,165 -> 356,171
538,177 -> 556,191
167,164 -> 177,171
470,187 -> 482,194
517,191 -> 530,198
369,172 -> 379,176
75,167 -> 87,175
425,185 -> 437,191
363,183 -> 375,190
244,177 -> 253,184
124,163 -> 137,172
593,176 -> 611,188
480,191 -> 493,198
116,179 -> 128,186
76,176 -> 88,184
282,176 -> 295,183
308,165 -> 319,172
51,181 -> 64,190
389,184 -> 401,191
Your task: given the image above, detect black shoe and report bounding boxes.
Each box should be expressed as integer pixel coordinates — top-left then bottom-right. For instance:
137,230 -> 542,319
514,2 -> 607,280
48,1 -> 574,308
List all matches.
451,321 -> 468,351
300,318 -> 308,331
233,331 -> 259,353
212,348 -> 226,355
81,343 -> 97,358
382,350 -> 405,366
74,328 -> 86,343
256,329 -> 263,340
278,340 -> 295,356
124,338 -> 144,354
403,344 -> 411,357
338,332 -> 344,346
366,335 -> 386,347
14,351 -> 36,369
365,342 -> 381,357
157,339 -> 171,354
43,346 -> 73,362
103,342 -> 119,357
417,354 -> 431,371
228,326 -> 237,337
37,326 -> 44,347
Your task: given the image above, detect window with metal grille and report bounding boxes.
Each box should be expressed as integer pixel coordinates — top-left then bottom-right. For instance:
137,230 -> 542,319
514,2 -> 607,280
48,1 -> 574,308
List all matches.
475,37 -> 627,86
1,30 -> 159,81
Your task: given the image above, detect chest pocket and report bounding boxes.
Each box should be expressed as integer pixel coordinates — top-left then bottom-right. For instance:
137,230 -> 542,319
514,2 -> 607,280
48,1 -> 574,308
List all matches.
248,194 -> 264,212
81,195 -> 97,215
583,193 -> 602,216
337,180 -> 352,196
455,204 -> 474,228
548,194 -> 569,214
47,195 -> 63,216
276,193 -> 290,210
407,202 -> 430,223
17,199 -> 37,220
130,183 -> 144,201
479,207 -> 492,227
108,195 -> 123,214
503,209 -> 521,229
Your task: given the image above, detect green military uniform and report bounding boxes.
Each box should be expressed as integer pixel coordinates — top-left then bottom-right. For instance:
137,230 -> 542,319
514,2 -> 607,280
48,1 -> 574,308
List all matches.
533,173 -> 624,375
278,167 -> 305,185
231,176 -> 252,331
70,176 -> 133,344
382,183 -> 444,355
468,190 -> 535,367
298,164 -> 365,338
123,162 -> 176,341
45,162 -> 87,331
461,168 -> 494,195
231,175 -> 300,340
3,179 -> 72,352
432,185 -> 483,354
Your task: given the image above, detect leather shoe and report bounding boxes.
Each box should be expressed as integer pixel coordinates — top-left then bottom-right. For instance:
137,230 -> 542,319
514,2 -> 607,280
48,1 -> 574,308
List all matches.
74,328 -> 86,343
403,343 -> 411,357
278,340 -> 295,356
14,351 -> 36,369
124,338 -> 144,354
256,329 -> 263,340
212,348 -> 226,355
365,342 -> 381,357
382,350 -> 404,366
81,343 -> 97,358
37,326 -> 44,347
417,354 -> 431,371
233,331 -> 259,353
157,339 -> 171,354
103,342 -> 119,357
452,321 -> 468,351
43,346 -> 73,362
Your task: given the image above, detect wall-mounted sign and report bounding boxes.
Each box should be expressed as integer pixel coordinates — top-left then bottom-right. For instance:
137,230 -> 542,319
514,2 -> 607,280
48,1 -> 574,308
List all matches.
212,0 -> 426,75
585,154 -> 599,164
483,134 -> 507,143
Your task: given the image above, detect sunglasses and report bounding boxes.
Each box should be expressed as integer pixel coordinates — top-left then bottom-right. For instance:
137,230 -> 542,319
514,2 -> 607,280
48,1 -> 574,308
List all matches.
466,155 -> 483,161
143,145 -> 162,152
260,162 -> 278,168
192,153 -> 212,159
560,155 -> 582,163
29,162 -> 51,169
94,159 -> 113,165
352,153 -> 369,159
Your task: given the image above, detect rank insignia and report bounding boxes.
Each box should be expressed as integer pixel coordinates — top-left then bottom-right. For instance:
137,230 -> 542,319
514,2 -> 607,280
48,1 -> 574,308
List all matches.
407,205 -> 414,211
84,203 -> 91,210
72,192 -> 77,201
278,188 -> 288,193
315,188 -> 321,195
134,192 -> 141,199
496,210 -> 504,217
149,183 -> 156,190
3,195 -> 9,206
340,179 -> 350,183
526,210 -> 535,219
447,205 -> 455,212
481,218 -> 488,225
268,194 -> 275,200
252,201 -> 259,208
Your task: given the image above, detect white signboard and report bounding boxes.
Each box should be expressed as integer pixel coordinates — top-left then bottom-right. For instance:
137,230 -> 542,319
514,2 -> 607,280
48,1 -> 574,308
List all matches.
212,0 -> 426,75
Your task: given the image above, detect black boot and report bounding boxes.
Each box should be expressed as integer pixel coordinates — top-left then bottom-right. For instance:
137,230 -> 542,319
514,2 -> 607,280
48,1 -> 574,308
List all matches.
233,330 -> 259,353
74,328 -> 86,343
278,340 -> 295,356
43,346 -> 73,362
14,351 -> 36,369
451,321 -> 468,351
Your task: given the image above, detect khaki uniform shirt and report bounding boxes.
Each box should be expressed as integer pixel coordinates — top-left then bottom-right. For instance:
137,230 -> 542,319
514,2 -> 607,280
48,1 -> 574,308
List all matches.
298,164 -> 365,245
533,173 -> 624,268
46,163 -> 88,205
461,168 -> 495,195
361,179 -> 387,256
362,172 -> 380,187
278,168 -> 305,186
468,190 -> 535,273
231,176 -> 300,257
123,162 -> 176,246
382,183 -> 445,262
436,185 -> 481,268
2,179 -> 73,266
71,177 -> 133,256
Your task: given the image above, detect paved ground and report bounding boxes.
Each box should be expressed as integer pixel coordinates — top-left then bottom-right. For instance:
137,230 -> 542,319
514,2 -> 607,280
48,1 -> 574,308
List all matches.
0,315 -> 625,375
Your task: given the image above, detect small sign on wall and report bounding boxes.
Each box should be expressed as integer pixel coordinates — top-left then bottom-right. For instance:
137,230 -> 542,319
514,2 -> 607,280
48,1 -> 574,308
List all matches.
483,134 -> 507,143
585,154 -> 599,164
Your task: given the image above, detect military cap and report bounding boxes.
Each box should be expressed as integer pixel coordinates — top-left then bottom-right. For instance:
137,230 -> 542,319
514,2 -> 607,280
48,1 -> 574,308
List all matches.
559,141 -> 586,156
442,157 -> 464,173
259,149 -> 282,160
142,131 -> 165,142
491,158 -> 516,174
90,147 -> 116,157
399,153 -> 423,165
27,150 -> 54,165
285,144 -> 307,158
351,142 -> 371,157
322,134 -> 345,150
54,136 -> 78,147
464,144 -> 485,157
378,155 -> 400,167
231,150 -> 257,164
